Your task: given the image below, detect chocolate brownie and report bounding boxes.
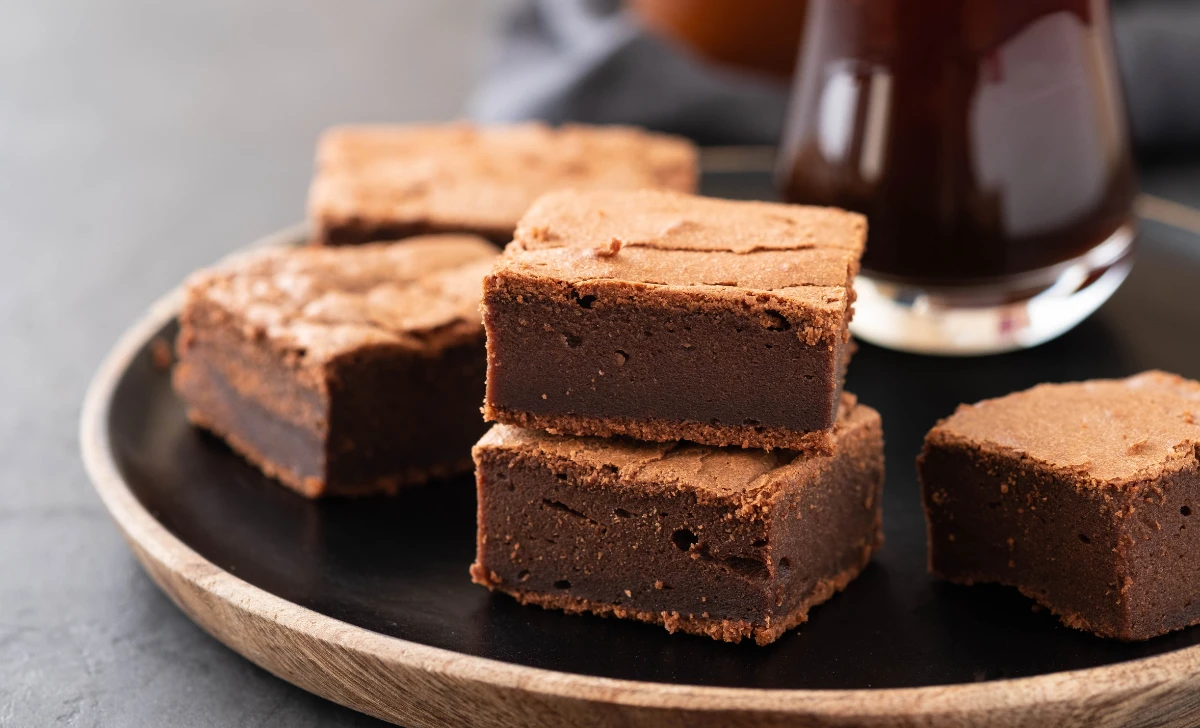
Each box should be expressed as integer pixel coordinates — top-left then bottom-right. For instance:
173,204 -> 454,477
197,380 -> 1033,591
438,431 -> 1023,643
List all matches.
470,396 -> 884,645
481,188 -> 866,453
919,371 -> 1200,640
173,235 -> 498,498
308,122 -> 699,246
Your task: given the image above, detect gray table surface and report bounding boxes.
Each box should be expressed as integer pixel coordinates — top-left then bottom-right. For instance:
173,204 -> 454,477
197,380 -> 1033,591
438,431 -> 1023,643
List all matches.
2,1 -> 1199,726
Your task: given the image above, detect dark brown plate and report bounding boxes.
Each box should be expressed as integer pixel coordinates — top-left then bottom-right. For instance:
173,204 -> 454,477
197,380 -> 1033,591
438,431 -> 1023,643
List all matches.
82,165 -> 1200,727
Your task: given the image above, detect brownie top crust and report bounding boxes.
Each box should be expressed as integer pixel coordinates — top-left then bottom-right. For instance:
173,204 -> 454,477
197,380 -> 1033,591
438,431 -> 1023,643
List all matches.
928,371 -> 1200,485
475,395 -> 875,504
187,235 -> 498,360
310,123 -> 698,236
513,188 -> 865,255
498,189 -> 866,341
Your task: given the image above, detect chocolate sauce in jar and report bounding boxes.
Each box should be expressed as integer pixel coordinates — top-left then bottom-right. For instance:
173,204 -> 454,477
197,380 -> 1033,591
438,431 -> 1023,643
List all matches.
778,0 -> 1136,286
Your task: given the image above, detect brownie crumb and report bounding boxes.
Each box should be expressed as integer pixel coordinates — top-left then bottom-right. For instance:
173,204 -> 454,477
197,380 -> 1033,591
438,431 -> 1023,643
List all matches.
592,237 -> 623,258
528,225 -> 555,243
150,337 -> 175,372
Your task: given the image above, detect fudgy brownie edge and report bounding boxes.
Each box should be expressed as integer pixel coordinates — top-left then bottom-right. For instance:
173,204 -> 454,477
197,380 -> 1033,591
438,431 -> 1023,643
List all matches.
471,400 -> 884,645
173,236 -> 497,497
470,551 -> 872,646
919,371 -> 1200,640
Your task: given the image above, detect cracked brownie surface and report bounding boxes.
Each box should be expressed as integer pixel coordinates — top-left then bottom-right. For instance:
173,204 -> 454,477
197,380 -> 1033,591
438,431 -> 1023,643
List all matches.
173,235 -> 499,497
482,189 -> 866,451
309,123 -> 699,245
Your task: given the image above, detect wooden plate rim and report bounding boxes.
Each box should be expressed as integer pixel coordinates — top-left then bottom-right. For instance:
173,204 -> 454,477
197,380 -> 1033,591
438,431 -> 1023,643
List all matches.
80,209 -> 1200,725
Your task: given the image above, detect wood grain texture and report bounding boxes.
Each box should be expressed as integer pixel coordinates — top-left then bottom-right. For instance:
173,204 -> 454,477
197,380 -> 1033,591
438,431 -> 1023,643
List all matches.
81,220 -> 1200,728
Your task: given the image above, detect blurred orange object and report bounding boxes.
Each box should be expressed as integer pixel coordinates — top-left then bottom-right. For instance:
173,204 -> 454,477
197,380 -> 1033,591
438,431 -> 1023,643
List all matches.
628,0 -> 806,79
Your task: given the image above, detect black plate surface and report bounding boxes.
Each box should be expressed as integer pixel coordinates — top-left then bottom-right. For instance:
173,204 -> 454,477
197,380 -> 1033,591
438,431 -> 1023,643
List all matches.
108,172 -> 1200,690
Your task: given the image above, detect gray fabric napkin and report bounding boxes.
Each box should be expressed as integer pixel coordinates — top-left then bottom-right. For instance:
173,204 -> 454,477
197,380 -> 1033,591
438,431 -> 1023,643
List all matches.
469,0 -> 789,145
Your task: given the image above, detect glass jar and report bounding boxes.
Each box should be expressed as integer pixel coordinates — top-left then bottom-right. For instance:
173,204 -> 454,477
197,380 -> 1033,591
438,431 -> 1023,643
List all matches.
778,0 -> 1137,354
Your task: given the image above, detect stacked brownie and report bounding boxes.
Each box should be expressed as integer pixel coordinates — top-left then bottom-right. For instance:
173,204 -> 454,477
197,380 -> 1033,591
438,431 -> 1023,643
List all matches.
471,189 -> 885,645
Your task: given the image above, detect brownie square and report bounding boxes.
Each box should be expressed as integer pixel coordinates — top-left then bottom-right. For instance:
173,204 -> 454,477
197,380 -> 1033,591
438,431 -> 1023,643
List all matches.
173,235 -> 498,498
482,188 -> 866,453
919,371 -> 1200,639
307,122 -> 699,246
470,396 -> 884,645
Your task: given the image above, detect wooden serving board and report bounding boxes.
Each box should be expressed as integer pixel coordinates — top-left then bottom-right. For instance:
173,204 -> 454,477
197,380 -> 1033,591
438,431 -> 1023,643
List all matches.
82,164 -> 1200,727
